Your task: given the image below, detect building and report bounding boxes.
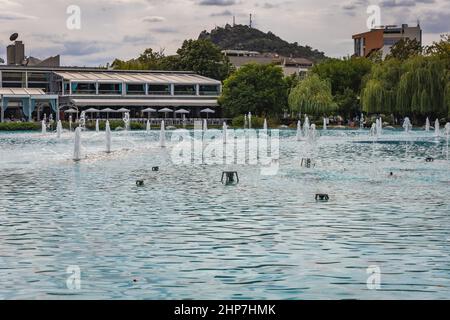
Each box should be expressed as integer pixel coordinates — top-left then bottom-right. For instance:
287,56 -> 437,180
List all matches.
0,41 -> 221,122
222,50 -> 313,76
352,24 -> 422,58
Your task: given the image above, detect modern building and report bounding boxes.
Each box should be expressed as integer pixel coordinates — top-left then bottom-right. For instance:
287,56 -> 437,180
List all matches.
222,50 -> 313,76
0,41 -> 221,122
352,24 -> 422,58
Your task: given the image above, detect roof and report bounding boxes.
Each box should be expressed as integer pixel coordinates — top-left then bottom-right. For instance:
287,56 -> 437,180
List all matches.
54,71 -> 221,85
0,88 -> 46,95
70,99 -> 218,107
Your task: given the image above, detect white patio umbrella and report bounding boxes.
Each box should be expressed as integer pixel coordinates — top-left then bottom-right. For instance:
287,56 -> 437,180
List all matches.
158,108 -> 173,118
175,109 -> 190,120
200,108 -> 215,119
142,107 -> 157,119
117,108 -> 130,113
85,108 -> 100,119
64,108 -> 78,114
100,108 -> 117,119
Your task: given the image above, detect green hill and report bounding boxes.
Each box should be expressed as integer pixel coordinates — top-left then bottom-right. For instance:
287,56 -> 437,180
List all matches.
198,24 -> 327,62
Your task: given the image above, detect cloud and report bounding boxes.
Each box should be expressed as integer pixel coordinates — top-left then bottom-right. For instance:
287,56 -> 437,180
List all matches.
0,11 -> 37,20
210,10 -> 233,17
198,0 -> 237,6
143,16 -> 166,23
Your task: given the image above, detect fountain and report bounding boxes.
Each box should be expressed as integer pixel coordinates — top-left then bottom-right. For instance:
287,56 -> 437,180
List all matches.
105,121 -> 112,153
248,112 -> 252,129
79,111 -> 86,130
425,117 -> 430,131
360,113 -> 365,129
403,117 -> 412,133
376,118 -> 382,137
73,127 -> 82,161
146,120 -> 151,132
95,119 -> 100,133
56,120 -> 63,138
263,118 -> 268,131
203,119 -> 208,132
41,120 -> 46,134
445,123 -> 450,160
244,114 -> 248,129
123,112 -> 130,131
323,117 -> 327,131
308,124 -> 318,144
304,116 -> 310,138
223,122 -> 228,144
69,115 -> 73,132
296,120 -> 302,141
435,119 -> 440,137
160,120 -> 166,148
369,123 -> 377,137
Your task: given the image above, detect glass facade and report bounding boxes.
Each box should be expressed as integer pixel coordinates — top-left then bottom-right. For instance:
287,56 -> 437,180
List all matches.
174,85 -> 196,96
148,84 -> 171,95
98,83 -> 121,95
199,85 -> 220,96
126,84 -> 146,95
71,82 -> 96,95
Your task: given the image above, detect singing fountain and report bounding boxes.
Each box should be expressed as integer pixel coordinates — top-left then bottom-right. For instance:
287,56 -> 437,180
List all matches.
96,119 -> 100,133
323,117 -> 328,131
304,116 -> 310,138
360,113 -> 365,130
248,112 -> 252,129
403,117 -> 412,133
79,111 -> 86,130
123,112 -> 130,131
105,121 -> 112,153
297,120 -> 302,141
41,120 -> 46,134
56,120 -> 63,138
146,120 -> 151,133
160,120 -> 166,148
425,117 -> 430,131
223,122 -> 228,144
435,119 -> 440,137
73,127 -> 82,161
263,118 -> 268,131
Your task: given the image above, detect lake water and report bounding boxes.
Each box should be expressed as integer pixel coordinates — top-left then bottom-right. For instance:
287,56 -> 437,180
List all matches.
0,128 -> 449,299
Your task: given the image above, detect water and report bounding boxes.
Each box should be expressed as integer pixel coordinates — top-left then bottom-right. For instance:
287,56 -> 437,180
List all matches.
105,121 -> 112,154
160,121 -> 166,148
73,127 -> 82,161
0,128 -> 449,299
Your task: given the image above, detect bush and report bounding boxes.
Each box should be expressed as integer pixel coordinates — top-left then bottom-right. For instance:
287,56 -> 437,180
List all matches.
0,122 -> 41,131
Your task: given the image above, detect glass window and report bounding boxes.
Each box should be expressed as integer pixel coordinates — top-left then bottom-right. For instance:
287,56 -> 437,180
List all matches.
98,83 -> 122,95
148,84 -> 171,95
72,82 -> 96,95
199,85 -> 220,96
2,72 -> 26,87
127,84 -> 146,95
174,85 -> 196,96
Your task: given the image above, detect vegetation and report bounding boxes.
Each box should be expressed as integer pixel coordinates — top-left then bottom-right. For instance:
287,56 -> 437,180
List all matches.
112,39 -> 233,81
386,38 -> 422,61
288,74 -> 337,116
0,122 -> 41,131
199,24 -> 327,62
231,115 -> 279,128
219,63 -> 288,118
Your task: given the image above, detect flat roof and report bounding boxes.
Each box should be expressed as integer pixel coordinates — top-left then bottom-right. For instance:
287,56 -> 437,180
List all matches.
0,88 -> 46,95
0,65 -> 196,74
54,71 -> 221,85
70,99 -> 218,107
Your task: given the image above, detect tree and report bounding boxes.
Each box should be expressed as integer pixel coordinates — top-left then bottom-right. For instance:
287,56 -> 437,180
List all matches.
219,63 -> 287,117
175,39 -> 233,81
112,48 -> 166,70
311,57 -> 372,117
288,74 -> 337,116
386,38 -> 422,61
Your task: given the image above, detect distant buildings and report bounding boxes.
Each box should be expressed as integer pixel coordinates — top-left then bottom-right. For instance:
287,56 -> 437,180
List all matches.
0,39 -> 221,123
222,50 -> 314,76
352,24 -> 422,59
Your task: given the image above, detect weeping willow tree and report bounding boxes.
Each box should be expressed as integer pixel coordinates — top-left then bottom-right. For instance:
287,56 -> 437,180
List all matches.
288,74 -> 337,115
362,55 -> 448,118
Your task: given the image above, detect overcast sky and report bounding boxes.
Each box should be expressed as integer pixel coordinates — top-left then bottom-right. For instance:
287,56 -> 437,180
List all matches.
0,0 -> 448,66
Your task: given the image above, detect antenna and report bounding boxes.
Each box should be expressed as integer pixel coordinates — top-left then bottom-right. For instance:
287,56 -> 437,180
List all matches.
249,14 -> 253,28
233,16 -> 236,27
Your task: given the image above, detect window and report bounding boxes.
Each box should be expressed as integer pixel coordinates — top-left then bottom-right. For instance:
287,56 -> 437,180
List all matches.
174,85 -> 196,96
148,84 -> 171,95
199,85 -> 220,96
71,82 -> 96,95
127,84 -> 146,95
98,83 -> 121,95
2,72 -> 26,88
384,38 -> 400,46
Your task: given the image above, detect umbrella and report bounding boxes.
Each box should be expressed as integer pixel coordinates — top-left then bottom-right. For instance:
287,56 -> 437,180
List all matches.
200,108 -> 215,119
142,108 -> 157,113
64,108 -> 78,114
100,108 -> 117,119
158,108 -> 173,119
85,108 -> 99,113
175,109 -> 190,114
117,108 -> 130,113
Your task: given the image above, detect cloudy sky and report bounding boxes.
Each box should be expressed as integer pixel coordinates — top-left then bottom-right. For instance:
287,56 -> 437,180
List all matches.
0,0 -> 448,66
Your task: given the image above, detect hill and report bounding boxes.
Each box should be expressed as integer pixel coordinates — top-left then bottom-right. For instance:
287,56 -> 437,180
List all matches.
198,24 -> 327,62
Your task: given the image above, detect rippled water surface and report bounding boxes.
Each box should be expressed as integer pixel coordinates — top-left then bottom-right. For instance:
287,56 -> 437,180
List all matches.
0,128 -> 449,299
